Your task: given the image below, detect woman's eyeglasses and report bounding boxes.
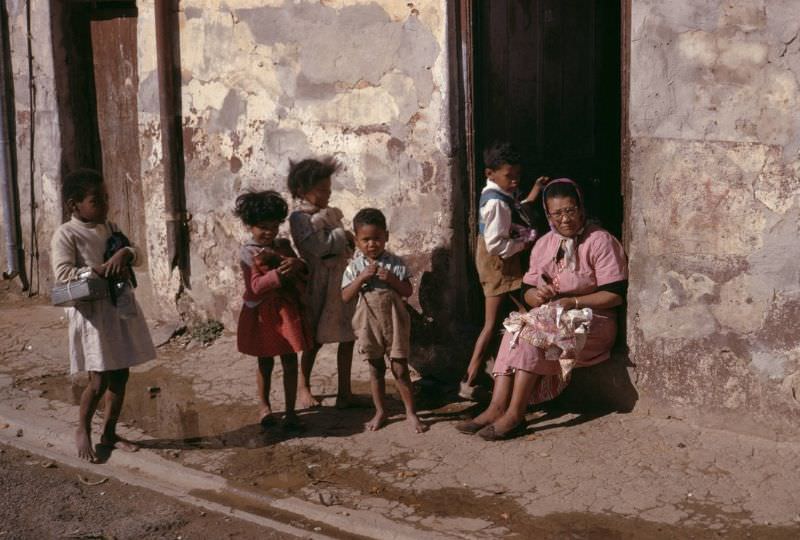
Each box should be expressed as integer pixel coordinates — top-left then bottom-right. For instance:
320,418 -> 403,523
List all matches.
548,207 -> 580,220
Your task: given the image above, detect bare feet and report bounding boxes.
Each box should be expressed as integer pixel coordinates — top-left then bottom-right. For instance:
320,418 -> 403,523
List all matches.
99,434 -> 139,453
408,414 -> 428,434
365,411 -> 387,431
76,428 -> 97,463
259,407 -> 277,428
297,388 -> 321,410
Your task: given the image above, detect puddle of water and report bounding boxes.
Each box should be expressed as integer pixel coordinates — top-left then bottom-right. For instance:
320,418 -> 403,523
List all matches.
36,363 -> 255,442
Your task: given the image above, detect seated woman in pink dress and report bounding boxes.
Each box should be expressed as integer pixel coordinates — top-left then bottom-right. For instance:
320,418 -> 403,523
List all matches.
456,178 -> 628,440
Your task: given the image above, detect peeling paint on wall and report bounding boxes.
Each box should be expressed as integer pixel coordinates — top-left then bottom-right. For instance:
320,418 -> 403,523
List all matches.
630,0 -> 800,435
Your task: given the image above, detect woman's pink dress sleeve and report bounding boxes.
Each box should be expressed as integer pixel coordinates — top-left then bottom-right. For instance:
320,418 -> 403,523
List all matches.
522,233 -> 555,287
588,231 -> 628,286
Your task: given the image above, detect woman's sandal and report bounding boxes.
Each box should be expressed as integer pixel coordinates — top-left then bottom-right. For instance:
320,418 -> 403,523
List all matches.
476,422 -> 526,441
454,419 -> 487,435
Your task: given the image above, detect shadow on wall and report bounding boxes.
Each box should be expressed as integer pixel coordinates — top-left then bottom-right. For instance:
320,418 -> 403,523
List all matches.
408,246 -> 477,384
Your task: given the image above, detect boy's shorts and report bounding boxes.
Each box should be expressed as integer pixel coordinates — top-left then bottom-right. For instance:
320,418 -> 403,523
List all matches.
475,235 -> 523,297
352,289 -> 411,361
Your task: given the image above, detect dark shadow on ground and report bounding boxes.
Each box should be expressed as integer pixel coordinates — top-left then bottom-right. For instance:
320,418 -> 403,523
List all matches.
132,396 -> 430,451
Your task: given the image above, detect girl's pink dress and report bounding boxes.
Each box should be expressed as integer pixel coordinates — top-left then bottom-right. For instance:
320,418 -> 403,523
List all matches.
237,239 -> 313,357
492,224 -> 627,403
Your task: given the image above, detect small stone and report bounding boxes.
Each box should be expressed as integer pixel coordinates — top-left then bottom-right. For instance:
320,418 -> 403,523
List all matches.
677,442 -> 687,448
15,429 -> 23,437
313,527 -> 322,532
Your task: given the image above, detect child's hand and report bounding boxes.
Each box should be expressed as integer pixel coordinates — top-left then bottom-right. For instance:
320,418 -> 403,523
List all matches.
101,249 -> 131,278
376,266 -> 394,284
358,263 -> 378,283
524,176 -> 551,203
278,257 -> 304,278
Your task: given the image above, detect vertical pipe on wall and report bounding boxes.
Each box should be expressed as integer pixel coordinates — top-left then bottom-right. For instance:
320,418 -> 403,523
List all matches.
154,0 -> 190,288
0,0 -> 24,283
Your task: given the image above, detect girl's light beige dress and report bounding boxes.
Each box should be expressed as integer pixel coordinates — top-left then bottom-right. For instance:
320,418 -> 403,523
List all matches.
289,202 -> 356,344
51,217 -> 156,373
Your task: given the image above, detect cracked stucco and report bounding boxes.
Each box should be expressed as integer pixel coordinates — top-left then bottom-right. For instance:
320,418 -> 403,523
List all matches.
134,0 -> 450,328
629,0 -> 800,433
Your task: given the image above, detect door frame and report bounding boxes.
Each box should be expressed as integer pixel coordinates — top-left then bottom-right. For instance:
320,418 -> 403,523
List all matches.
453,0 -> 632,254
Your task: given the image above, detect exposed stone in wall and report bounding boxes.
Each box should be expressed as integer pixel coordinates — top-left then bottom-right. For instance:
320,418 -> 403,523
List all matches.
630,1 -> 800,436
139,0 -> 452,330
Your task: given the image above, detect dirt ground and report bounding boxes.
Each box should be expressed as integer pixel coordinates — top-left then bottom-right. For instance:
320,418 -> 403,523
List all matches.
2,280 -> 800,539
0,443 -> 298,540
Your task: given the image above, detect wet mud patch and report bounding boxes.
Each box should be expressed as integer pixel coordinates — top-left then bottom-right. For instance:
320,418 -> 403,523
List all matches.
214,443 -> 800,539
29,363 -> 254,442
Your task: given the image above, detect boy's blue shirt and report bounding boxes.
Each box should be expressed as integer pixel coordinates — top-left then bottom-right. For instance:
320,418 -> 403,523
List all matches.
341,250 -> 410,292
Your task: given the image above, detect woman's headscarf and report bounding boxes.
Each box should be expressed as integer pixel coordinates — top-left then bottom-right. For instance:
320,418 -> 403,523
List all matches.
543,178 -> 586,271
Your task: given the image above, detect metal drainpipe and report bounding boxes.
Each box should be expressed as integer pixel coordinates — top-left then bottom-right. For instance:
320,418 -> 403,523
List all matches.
0,0 -> 25,285
154,0 -> 190,288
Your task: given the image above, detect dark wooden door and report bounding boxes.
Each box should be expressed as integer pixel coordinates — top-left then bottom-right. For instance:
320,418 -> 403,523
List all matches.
52,2 -> 145,257
90,6 -> 145,257
474,0 -> 621,238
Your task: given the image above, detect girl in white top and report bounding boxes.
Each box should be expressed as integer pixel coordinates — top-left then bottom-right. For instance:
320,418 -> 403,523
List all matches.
51,169 -> 155,463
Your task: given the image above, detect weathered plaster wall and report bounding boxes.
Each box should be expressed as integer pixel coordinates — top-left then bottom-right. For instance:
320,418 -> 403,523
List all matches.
629,1 -> 800,435
3,0 -> 62,294
138,0 -> 453,330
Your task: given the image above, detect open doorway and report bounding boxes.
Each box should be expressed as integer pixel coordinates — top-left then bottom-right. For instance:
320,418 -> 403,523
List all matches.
473,0 -> 622,238
459,0 -> 624,319
50,0 -> 146,258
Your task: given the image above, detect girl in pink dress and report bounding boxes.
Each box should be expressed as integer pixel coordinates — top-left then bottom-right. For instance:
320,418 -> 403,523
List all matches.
456,178 -> 628,440
235,190 -> 313,429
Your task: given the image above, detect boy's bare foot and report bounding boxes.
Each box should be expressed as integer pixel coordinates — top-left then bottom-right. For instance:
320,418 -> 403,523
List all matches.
259,407 -> 277,428
76,428 -> 97,463
297,388 -> 321,410
99,435 -> 139,453
335,394 -> 371,409
365,411 -> 387,431
408,415 -> 428,434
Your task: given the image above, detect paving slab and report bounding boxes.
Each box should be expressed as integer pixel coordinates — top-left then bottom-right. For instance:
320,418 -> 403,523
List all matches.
2,284 -> 800,538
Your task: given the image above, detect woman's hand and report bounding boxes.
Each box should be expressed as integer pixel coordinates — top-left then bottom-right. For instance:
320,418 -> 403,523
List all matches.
553,297 -> 579,310
524,283 -> 557,308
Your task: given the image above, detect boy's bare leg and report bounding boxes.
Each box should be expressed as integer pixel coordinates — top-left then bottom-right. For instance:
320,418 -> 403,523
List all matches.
465,295 -> 504,385
280,354 -> 301,427
297,344 -> 321,409
336,341 -> 364,408
470,373 -> 514,426
76,371 -> 108,462
390,358 -> 427,433
257,357 -> 276,425
365,358 -> 388,431
99,369 -> 137,452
